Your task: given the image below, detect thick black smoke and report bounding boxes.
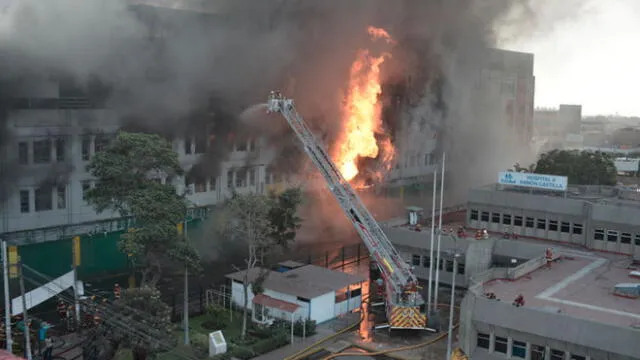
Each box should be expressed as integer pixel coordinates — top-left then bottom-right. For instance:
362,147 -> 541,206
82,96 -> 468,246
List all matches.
0,0 -> 586,210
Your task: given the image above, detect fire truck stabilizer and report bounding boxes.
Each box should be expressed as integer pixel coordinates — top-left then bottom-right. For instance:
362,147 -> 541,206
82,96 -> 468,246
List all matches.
266,91 -> 427,330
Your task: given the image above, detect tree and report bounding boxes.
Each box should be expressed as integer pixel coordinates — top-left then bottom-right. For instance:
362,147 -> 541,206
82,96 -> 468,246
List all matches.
513,150 -> 617,186
214,192 -> 274,340
106,287 -> 174,360
86,132 -> 201,287
267,187 -> 303,249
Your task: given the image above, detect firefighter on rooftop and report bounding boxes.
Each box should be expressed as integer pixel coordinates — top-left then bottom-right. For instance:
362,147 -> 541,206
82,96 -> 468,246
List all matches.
113,283 -> 121,300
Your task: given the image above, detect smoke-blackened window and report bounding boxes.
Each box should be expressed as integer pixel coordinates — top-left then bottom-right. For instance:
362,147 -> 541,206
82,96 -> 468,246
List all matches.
33,139 -> 52,164
235,168 -> 247,188
18,142 -> 29,165
194,135 -> 207,154
19,190 -> 30,213
82,136 -> 92,161
226,170 -> 234,189
57,186 -> 66,209
35,187 -> 53,212
208,177 -> 217,192
236,140 -> 247,152
55,138 -> 66,162
185,138 -> 193,154
94,134 -> 110,153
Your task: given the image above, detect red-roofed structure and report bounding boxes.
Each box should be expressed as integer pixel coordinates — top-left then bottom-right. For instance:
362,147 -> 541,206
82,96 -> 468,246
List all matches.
252,294 -> 299,313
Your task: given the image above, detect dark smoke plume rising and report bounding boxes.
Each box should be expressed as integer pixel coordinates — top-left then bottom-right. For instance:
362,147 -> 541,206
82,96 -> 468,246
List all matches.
0,0 -> 585,245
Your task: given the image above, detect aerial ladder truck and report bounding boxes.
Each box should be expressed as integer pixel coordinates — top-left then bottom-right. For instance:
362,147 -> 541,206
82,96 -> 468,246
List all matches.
266,91 -> 427,330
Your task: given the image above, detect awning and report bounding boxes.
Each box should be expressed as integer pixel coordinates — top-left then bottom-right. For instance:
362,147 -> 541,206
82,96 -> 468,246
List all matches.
252,294 -> 299,313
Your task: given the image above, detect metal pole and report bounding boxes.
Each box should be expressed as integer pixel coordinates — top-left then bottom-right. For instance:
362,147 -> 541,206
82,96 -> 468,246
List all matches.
427,170 -> 437,314
434,152 -> 446,311
18,261 -> 32,360
2,241 -> 12,352
183,220 -> 190,346
446,254 -> 458,360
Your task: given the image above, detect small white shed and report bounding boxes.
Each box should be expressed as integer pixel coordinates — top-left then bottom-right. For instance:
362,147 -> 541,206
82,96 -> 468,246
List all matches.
225,264 -> 367,324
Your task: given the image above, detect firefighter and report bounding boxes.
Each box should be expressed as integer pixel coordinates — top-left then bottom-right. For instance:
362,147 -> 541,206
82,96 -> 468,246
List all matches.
457,226 -> 465,238
113,283 -> 121,300
57,299 -> 67,320
482,228 -> 489,239
513,294 -> 525,307
545,248 -> 554,268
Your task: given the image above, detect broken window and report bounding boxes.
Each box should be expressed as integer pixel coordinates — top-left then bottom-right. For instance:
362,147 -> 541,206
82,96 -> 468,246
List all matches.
35,187 -> 53,212
33,139 -> 52,164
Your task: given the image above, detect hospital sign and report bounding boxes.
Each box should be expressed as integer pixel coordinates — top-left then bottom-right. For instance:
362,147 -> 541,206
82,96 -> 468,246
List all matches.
498,171 -> 568,191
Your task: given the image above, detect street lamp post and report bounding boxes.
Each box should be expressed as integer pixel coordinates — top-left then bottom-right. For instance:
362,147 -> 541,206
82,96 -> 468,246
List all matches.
446,251 -> 461,360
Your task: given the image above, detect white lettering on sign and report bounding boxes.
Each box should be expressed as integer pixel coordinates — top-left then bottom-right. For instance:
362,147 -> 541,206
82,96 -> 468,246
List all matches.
498,171 -> 568,191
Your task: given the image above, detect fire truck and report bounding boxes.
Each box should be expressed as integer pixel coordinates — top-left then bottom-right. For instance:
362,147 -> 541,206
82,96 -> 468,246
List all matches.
266,92 -> 427,330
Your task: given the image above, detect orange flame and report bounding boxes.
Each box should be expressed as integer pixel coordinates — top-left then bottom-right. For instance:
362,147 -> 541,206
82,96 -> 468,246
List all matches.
367,26 -> 395,44
334,27 -> 395,183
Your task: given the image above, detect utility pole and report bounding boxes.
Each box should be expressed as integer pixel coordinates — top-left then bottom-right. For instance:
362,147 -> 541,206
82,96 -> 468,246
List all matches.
427,170 -> 437,314
183,219 -> 190,346
434,152 -> 446,312
72,237 -> 81,325
18,261 -> 32,360
446,252 -> 460,360
2,241 -> 12,352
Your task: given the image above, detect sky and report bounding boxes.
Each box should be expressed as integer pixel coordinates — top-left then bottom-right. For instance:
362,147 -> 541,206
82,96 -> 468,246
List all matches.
499,0 -> 640,116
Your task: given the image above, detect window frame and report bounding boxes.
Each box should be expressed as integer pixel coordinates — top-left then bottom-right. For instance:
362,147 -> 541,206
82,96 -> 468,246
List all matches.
550,349 -> 565,360
476,333 -> 490,349
635,234 -> 640,246
226,170 -> 234,189
55,137 -> 66,162
422,256 -> 430,268
480,211 -> 489,222
411,255 -> 421,266
560,221 -> 570,233
525,217 -> 534,228
56,186 -> 66,209
494,336 -> 508,354
514,216 -> 523,226
572,223 -> 583,235
511,340 -> 527,359
530,344 -> 545,360
81,136 -> 92,161
19,190 -> 30,213
607,230 -> 619,243
491,212 -> 500,223
33,139 -> 52,164
536,218 -> 546,230
35,187 -> 53,212
594,228 -> 605,240
621,233 -> 632,244
18,142 -> 29,165
502,214 -> 512,225
470,209 -> 479,221
548,220 -> 558,231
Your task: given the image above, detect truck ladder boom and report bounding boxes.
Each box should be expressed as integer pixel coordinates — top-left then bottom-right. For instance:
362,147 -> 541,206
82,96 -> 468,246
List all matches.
267,93 -> 417,294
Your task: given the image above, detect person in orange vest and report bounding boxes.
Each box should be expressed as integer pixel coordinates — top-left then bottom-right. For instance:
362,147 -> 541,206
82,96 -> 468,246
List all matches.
113,283 -> 121,300
545,248 -> 553,268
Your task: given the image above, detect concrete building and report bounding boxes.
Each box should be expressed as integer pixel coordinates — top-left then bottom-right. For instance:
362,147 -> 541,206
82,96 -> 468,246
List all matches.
466,183 -> 640,259
458,248 -> 640,360
225,262 -> 366,324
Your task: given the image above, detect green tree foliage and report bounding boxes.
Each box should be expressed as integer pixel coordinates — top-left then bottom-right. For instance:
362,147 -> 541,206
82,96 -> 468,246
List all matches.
513,150 -> 617,186
267,187 -> 303,249
107,287 -> 174,360
86,132 -> 201,287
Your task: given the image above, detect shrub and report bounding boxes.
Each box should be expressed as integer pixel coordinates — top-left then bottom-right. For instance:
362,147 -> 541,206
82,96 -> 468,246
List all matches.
251,331 -> 289,355
229,345 -> 254,360
294,319 -> 317,336
190,332 -> 209,356
203,305 -> 230,330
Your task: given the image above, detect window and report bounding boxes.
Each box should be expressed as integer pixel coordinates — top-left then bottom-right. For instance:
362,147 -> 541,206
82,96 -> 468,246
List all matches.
33,139 -> 52,163
55,137 -> 66,162
194,177 -> 206,193
536,218 -> 546,230
236,140 -> 247,152
476,333 -> 490,349
296,296 -> 310,303
422,256 -> 430,268
254,303 -> 265,321
514,216 -> 523,226
550,349 -> 565,360
445,260 -> 454,272
570,355 -> 586,360
248,168 -> 256,186
457,261 -> 465,275
94,134 -> 109,153
349,288 -> 362,298
411,255 -> 421,266
209,177 -> 217,192
470,210 -> 478,221
18,142 -> 29,164
19,190 -> 30,213
511,340 -> 526,358
480,211 -> 489,222
194,135 -> 207,154
594,228 -> 605,240
82,136 -> 92,160
530,345 -> 545,360
56,186 -> 66,209
607,230 -> 618,243
502,214 -> 512,225
635,234 -> 640,246
235,168 -> 247,188
572,223 -> 583,235
525,217 -> 534,228
621,233 -> 632,244
82,181 -> 92,201
424,153 -> 430,166
491,213 -> 500,223
549,220 -> 558,231
494,336 -> 508,354
248,138 -> 256,152
35,187 -> 53,212
184,138 -> 193,154
226,170 -> 234,188
560,222 -> 570,233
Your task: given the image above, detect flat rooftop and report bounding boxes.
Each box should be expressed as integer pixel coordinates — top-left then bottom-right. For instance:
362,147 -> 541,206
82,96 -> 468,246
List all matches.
483,251 -> 640,328
226,264 -> 367,300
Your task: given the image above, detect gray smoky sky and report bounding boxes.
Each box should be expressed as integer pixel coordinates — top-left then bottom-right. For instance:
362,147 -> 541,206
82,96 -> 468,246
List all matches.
0,0 -> 586,220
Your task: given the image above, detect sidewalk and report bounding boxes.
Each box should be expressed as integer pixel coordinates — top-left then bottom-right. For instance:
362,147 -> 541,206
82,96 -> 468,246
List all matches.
253,313 -> 360,360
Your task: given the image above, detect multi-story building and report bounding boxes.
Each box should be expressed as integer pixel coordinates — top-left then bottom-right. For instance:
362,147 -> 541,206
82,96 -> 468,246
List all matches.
533,104 -> 583,151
